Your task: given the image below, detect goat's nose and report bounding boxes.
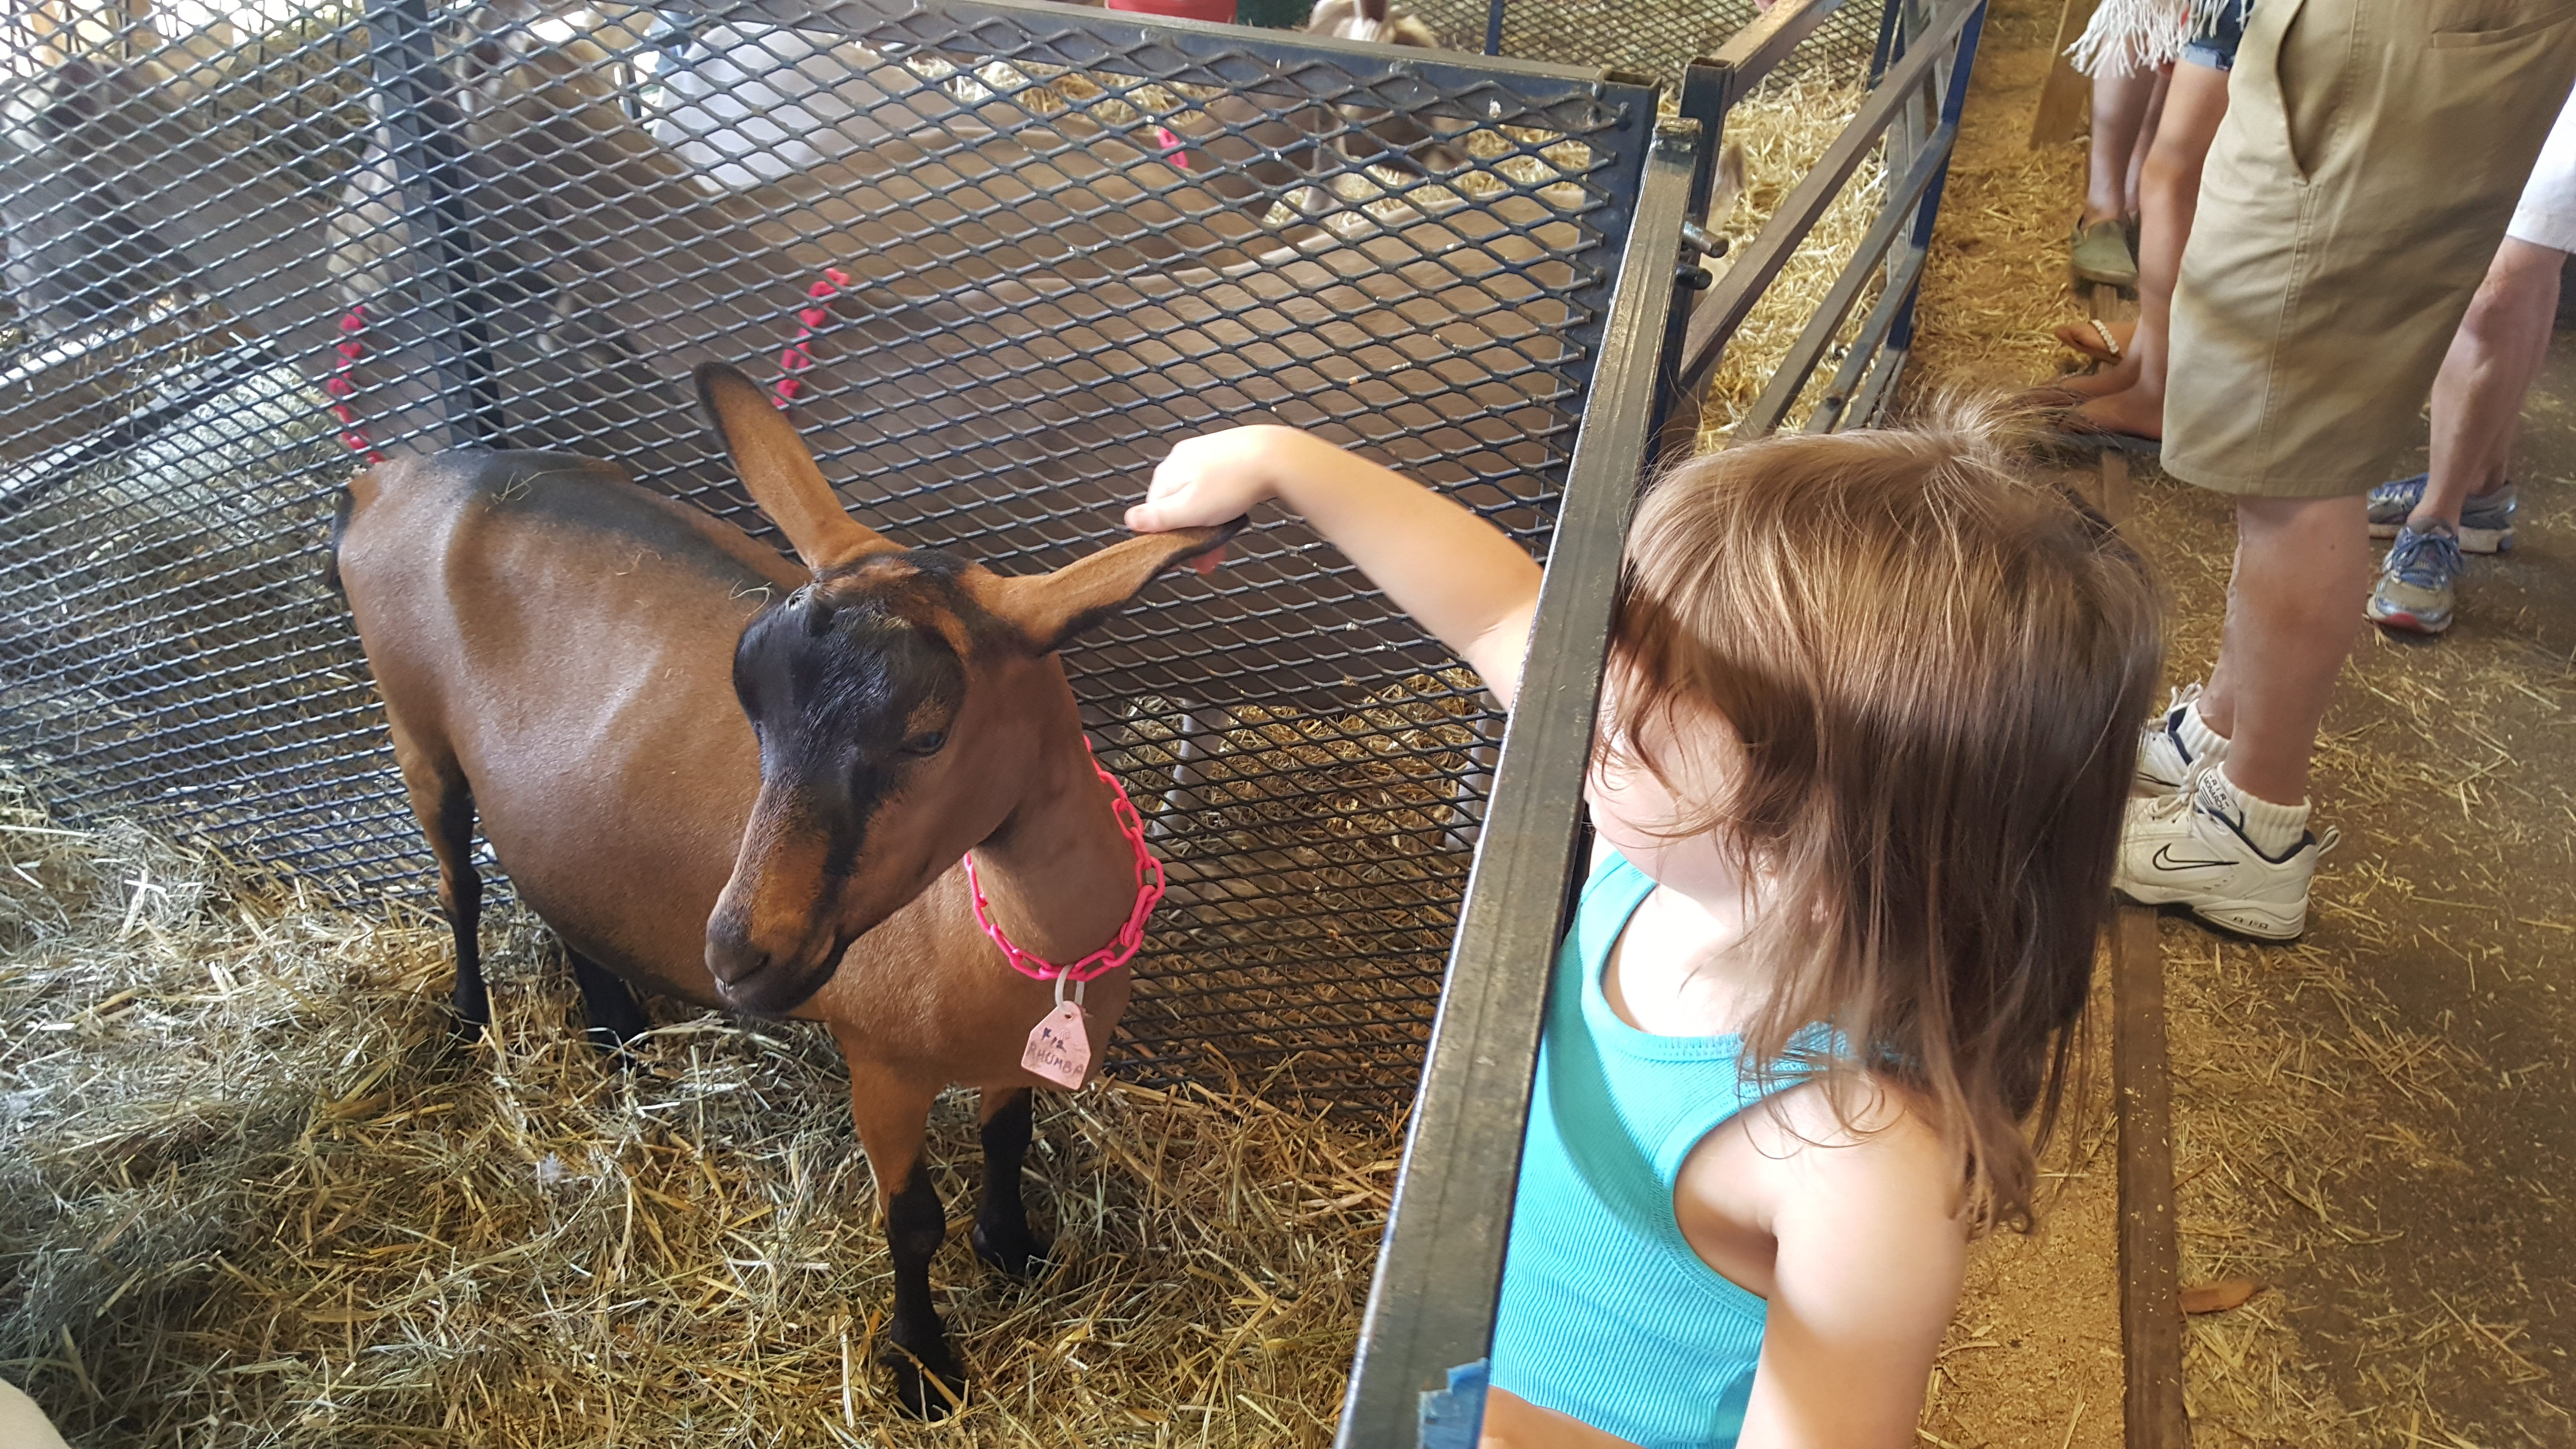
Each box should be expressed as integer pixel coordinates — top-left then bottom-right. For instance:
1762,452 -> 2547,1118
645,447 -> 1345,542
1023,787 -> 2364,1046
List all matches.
705,914 -> 770,987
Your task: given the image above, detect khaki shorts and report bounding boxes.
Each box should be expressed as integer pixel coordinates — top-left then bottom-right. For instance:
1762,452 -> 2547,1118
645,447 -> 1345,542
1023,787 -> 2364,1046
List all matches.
2163,0 -> 2576,498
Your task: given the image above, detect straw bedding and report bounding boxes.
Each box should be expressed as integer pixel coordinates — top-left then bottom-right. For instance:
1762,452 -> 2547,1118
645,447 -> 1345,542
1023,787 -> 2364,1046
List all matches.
2119,475 -> 2576,1446
1100,680 -> 1486,1110
0,768 -> 1396,1446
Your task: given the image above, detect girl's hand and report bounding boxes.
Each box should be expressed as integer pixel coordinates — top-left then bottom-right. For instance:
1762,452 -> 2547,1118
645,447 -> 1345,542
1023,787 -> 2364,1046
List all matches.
1128,425 -> 1313,535
1126,422 -> 1542,699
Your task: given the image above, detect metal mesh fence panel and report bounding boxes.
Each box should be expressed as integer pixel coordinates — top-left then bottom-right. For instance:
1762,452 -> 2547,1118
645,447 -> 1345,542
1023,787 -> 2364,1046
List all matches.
1400,0 -> 1887,87
0,0 -> 1659,1107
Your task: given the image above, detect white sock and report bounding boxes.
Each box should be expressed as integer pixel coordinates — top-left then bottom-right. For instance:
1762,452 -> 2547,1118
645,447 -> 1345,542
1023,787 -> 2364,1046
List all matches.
2209,765 -> 2310,857
2177,700 -> 2228,762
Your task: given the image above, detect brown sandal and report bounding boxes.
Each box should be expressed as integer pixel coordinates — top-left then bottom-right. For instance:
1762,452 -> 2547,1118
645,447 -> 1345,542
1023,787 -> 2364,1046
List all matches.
2052,317 -> 2129,365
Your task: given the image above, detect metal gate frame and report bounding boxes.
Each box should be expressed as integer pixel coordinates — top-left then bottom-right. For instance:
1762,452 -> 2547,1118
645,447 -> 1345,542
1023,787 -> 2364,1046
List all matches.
1335,0 -> 1989,1439
1429,0 -> 1891,87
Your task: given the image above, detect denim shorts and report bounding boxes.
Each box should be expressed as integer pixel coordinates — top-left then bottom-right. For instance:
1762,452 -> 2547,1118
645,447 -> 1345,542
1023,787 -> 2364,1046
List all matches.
2180,0 -> 2251,70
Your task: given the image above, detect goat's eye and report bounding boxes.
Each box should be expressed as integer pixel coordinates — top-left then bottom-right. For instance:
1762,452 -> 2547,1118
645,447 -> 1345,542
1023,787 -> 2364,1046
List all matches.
903,730 -> 948,757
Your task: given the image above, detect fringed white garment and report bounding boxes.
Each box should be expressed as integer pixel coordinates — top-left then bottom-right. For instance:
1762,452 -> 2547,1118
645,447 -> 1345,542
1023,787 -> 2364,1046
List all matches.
2067,0 -> 2190,77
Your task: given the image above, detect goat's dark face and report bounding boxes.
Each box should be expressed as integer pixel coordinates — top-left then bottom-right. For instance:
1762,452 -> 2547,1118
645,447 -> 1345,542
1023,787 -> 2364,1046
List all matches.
708,551 -> 1042,1014
692,357 -> 1243,1017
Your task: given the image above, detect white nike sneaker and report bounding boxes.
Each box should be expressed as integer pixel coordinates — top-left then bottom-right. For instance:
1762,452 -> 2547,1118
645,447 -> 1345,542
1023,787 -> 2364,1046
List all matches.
2136,683 -> 2226,792
2114,772 -> 2337,941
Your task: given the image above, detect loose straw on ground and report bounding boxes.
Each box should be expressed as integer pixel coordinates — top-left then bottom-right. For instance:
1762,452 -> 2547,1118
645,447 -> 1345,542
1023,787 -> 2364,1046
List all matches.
1,766 -> 1395,1447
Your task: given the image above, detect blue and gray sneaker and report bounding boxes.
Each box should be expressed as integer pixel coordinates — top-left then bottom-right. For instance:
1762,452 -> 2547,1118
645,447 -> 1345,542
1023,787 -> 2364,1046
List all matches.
2366,474 -> 2516,552
2367,522 -> 2466,635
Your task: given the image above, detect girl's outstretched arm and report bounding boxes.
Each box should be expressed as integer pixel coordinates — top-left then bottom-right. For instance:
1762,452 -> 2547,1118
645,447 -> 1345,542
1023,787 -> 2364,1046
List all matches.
1127,426 -> 1544,707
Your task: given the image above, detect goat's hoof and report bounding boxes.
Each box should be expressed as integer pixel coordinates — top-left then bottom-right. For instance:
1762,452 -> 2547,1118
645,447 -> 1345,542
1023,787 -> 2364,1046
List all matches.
884,1345 -> 966,1421
971,1222 -> 1051,1281
445,1013 -> 487,1046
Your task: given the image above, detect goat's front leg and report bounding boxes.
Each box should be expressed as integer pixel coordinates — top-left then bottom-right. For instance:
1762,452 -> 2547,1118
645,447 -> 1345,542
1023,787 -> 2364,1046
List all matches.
971,1088 -> 1048,1278
842,1056 -> 963,1419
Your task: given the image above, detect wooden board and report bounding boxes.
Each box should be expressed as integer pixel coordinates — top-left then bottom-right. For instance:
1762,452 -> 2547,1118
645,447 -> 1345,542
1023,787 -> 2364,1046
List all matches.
2113,903 -> 2189,1447
2102,448 -> 2132,524
2097,292 -> 2178,1444
2030,0 -> 2103,149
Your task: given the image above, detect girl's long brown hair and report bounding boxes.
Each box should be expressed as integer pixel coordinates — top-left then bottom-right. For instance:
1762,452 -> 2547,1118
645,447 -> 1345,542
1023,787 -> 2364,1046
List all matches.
1608,399 -> 2161,1233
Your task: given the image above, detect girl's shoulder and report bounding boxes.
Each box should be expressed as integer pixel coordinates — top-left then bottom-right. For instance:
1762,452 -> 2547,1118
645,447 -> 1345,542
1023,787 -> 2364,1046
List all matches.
1675,1072 -> 1968,1346
1680,1072 -> 1964,1247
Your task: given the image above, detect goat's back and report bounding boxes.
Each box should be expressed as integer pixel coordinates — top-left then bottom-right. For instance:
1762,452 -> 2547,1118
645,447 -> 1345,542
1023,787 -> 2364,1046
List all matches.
335,449 -> 799,1003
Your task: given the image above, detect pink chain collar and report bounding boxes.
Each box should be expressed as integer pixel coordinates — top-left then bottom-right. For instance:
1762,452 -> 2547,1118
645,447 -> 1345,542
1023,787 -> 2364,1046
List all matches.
961,741 -> 1166,984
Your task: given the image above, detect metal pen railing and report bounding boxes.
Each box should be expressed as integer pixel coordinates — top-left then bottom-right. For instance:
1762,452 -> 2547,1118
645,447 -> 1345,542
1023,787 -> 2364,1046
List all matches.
1333,107 -> 1700,1449
1688,0 -> 1986,440
1333,0 -> 1989,1440
1,0 -> 1988,1432
1440,0 -> 1892,89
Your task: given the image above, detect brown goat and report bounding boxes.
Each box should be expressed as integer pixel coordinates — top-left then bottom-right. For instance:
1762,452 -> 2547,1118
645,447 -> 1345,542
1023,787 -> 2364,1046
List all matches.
330,362 -> 1239,1417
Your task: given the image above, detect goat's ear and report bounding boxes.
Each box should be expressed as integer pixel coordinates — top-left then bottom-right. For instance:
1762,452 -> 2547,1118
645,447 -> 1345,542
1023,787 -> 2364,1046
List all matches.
975,519 -> 1247,655
696,363 -> 900,574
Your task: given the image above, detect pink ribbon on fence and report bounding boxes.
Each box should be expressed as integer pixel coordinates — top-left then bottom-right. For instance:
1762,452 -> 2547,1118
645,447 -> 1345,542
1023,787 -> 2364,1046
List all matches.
325,305 -> 386,462
773,267 -> 856,409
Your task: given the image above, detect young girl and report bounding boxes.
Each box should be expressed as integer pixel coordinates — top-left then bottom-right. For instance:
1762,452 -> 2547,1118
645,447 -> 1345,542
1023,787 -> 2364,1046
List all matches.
1127,405 -> 2161,1448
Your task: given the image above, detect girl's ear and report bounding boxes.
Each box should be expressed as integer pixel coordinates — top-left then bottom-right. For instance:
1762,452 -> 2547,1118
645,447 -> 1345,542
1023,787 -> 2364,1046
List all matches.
970,520 -> 1247,655
696,363 -> 900,573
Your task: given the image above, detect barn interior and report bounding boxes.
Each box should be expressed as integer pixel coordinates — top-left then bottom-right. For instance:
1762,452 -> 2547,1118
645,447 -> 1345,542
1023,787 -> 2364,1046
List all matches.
4,0 -> 2570,1445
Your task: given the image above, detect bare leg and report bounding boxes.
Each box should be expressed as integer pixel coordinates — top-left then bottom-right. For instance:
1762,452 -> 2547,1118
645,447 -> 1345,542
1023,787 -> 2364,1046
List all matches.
2084,68 -> 2162,225
2123,65 -> 2171,218
2196,494 -> 2373,805
2411,237 -> 2564,527
971,1087 -> 1048,1278
2069,62 -> 2232,419
840,1055 -> 963,1419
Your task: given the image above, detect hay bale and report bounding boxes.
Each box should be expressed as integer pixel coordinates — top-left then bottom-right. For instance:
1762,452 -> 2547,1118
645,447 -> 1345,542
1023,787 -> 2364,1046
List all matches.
0,766 -> 1392,1445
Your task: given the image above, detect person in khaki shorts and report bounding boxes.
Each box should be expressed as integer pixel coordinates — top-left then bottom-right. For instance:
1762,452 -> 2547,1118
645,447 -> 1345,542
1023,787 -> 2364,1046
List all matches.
2113,0 -> 2576,940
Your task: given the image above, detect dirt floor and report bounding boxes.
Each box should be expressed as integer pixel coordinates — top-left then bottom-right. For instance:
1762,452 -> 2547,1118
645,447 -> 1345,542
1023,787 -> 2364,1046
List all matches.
1918,981 -> 2125,1449
1911,1 -> 2576,1444
2132,370 -> 2576,1448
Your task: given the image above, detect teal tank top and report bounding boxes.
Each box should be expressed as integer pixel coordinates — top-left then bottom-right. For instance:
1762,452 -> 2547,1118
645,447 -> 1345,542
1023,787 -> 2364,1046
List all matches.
1489,851 -> 1789,1449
